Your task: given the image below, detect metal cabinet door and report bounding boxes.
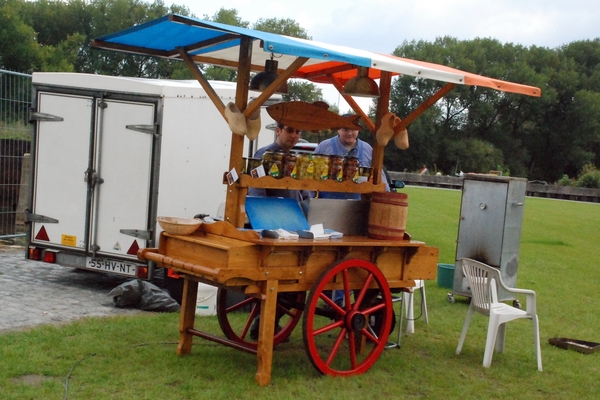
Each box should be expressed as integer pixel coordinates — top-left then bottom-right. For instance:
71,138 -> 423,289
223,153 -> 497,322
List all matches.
453,179 -> 508,296
455,179 -> 508,265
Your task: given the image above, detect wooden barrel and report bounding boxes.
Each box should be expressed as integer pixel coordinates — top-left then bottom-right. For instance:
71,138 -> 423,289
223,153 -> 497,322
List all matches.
368,192 -> 408,240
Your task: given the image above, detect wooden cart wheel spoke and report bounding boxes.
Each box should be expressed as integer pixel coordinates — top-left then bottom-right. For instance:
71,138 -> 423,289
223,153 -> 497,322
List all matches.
276,302 -> 299,318
341,269 -> 351,308
303,259 -> 393,377
326,328 -> 349,366
350,272 -> 375,310
312,319 -> 345,336
359,300 -> 387,317
318,292 -> 346,318
239,305 -> 259,339
359,327 -> 381,344
217,288 -> 305,349
225,296 -> 257,313
347,332 -> 358,369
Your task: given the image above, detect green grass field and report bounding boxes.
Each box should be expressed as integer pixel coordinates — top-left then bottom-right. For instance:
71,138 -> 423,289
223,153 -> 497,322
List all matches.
1,186 -> 599,399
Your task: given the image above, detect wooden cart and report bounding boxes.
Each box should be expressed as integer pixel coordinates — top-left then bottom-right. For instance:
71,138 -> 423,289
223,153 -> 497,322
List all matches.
92,13 -> 541,386
139,217 -> 437,386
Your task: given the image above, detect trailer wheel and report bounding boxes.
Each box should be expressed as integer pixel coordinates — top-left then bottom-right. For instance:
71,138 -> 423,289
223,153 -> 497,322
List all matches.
302,259 -> 392,377
216,288 -> 305,349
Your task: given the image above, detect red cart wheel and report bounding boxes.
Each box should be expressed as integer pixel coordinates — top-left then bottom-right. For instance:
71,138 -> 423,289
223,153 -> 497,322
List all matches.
302,259 -> 393,377
216,288 -> 305,348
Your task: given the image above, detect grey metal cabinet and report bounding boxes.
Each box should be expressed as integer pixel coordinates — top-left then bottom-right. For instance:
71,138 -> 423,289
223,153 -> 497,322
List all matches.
453,174 -> 527,300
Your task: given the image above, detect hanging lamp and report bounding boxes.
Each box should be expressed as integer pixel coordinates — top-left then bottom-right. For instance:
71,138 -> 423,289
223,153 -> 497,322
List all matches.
249,54 -> 288,94
343,66 -> 379,98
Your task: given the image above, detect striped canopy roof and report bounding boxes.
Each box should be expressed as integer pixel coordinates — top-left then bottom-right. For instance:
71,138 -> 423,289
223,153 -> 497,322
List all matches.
93,14 -> 541,97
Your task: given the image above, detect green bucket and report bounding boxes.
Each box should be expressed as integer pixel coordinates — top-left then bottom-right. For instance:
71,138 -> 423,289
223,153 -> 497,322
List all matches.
437,263 -> 455,289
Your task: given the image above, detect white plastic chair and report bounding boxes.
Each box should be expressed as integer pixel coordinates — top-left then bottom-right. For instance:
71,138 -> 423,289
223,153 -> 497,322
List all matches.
455,258 -> 542,371
387,279 -> 429,348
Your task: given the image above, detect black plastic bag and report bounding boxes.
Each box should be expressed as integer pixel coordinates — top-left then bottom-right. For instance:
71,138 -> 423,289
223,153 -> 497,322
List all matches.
108,279 -> 181,312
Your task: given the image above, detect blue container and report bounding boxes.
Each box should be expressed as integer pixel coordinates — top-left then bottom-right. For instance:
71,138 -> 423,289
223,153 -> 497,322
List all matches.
437,263 -> 455,289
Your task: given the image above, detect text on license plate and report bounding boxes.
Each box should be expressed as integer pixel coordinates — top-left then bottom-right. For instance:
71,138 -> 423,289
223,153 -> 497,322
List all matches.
86,258 -> 140,277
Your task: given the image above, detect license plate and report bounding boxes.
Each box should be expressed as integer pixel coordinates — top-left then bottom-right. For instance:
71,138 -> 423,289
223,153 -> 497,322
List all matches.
85,257 -> 140,277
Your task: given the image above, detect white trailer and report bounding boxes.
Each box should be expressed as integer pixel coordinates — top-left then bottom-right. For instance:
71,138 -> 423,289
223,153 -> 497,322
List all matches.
26,72 -> 276,284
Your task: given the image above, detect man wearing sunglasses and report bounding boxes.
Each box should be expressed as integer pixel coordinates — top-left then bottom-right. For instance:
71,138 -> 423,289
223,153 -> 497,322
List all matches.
248,122 -> 311,201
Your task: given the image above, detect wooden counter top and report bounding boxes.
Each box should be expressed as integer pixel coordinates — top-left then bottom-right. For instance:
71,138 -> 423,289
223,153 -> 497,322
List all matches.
172,220 -> 426,248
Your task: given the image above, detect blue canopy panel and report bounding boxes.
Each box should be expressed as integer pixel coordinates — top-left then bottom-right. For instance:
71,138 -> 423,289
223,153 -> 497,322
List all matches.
95,14 -> 370,68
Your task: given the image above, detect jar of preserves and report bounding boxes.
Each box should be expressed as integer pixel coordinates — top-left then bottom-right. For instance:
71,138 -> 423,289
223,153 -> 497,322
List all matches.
296,153 -> 314,180
328,155 -> 344,181
262,151 -> 283,179
281,152 -> 297,178
358,166 -> 372,183
312,154 -> 330,181
343,156 -> 360,182
244,157 -> 262,175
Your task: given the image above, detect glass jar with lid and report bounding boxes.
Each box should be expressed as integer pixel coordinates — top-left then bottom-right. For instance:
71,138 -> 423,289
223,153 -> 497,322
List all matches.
296,153 -> 314,180
328,155 -> 344,181
281,152 -> 297,178
343,156 -> 360,182
312,154 -> 330,181
262,151 -> 284,179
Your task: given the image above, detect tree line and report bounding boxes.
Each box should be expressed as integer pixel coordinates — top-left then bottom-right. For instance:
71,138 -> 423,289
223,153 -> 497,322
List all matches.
386,37 -> 600,184
2,0 -> 600,183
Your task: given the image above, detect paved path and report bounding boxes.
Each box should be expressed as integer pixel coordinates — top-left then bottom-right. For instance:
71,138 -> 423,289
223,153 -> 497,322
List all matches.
0,245 -> 143,333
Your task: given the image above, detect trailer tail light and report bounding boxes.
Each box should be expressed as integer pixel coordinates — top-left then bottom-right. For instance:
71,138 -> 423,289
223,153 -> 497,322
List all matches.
137,266 -> 148,279
43,251 -> 57,263
167,268 -> 180,278
29,247 -> 42,261
28,248 -> 57,263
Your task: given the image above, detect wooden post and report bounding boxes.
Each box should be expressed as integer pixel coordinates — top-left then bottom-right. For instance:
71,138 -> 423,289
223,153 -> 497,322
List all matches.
394,83 -> 456,131
177,278 -> 198,356
224,36 -> 253,227
255,279 -> 278,386
371,71 -> 392,185
16,153 -> 31,232
178,48 -> 226,117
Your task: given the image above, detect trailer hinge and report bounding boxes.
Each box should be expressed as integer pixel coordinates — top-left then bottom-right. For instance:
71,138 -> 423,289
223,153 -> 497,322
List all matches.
126,124 -> 157,135
29,112 -> 64,122
25,212 -> 59,223
120,229 -> 153,240
92,173 -> 104,185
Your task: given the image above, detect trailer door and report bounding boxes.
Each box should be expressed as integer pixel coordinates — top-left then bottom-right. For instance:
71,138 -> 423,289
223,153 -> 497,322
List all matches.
89,98 -> 155,261
31,93 -> 93,250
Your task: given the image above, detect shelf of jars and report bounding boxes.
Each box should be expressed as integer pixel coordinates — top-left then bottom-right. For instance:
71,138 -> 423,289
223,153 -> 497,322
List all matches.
237,175 -> 387,193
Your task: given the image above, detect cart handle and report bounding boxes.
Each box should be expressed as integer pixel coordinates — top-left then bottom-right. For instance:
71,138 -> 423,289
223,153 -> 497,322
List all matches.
138,248 -> 219,278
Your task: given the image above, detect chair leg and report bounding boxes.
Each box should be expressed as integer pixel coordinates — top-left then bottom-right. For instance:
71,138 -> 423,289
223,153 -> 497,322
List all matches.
532,315 -> 543,371
483,314 -> 500,367
495,323 -> 507,353
420,282 -> 429,324
456,306 -> 474,354
397,294 -> 405,346
384,295 -> 403,349
404,291 -> 415,335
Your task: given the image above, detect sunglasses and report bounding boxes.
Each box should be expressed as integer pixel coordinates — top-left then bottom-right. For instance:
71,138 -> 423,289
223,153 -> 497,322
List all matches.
281,126 -> 300,134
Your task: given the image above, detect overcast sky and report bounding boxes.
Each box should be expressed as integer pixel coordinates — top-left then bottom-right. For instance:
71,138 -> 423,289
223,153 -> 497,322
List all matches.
181,0 -> 600,111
